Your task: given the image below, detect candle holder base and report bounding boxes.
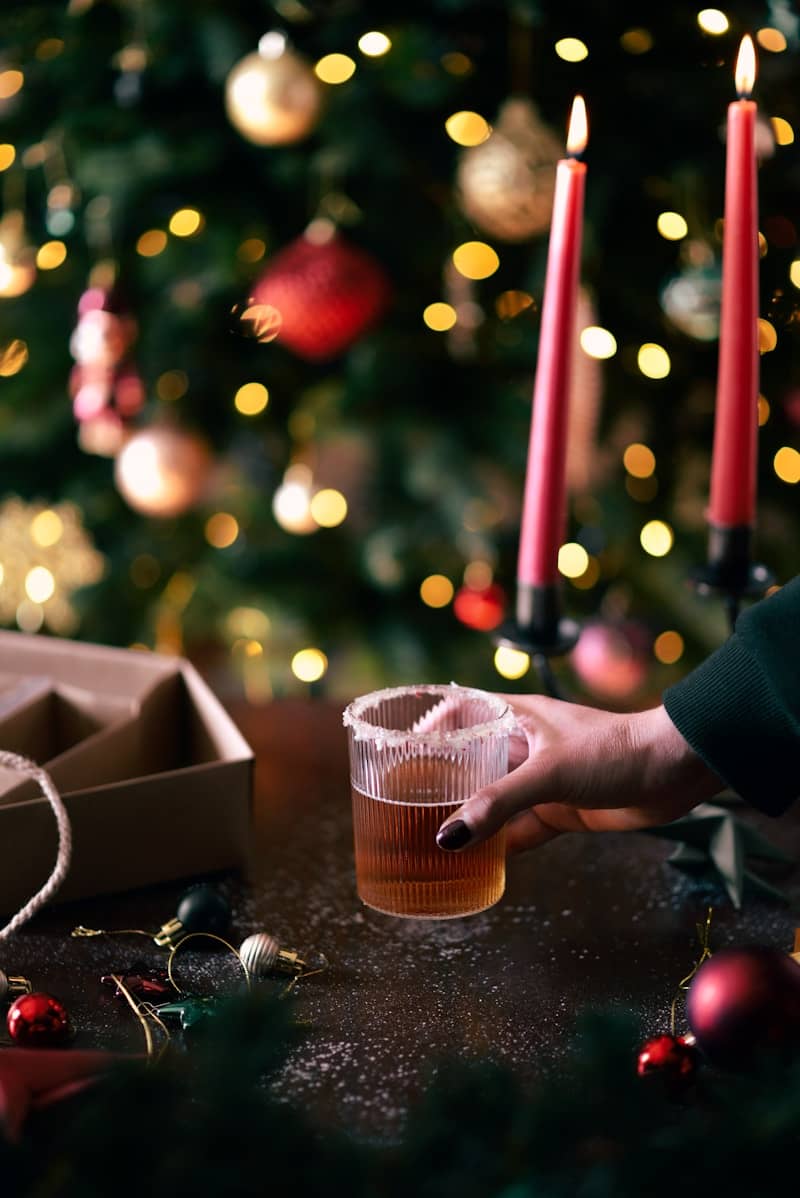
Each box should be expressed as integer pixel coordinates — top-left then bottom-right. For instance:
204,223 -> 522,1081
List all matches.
494,616 -> 581,660
691,525 -> 774,632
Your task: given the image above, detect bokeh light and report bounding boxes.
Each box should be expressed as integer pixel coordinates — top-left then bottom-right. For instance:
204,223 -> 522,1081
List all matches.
557,542 -> 590,578
205,513 -> 239,548
579,326 -> 617,359
657,212 -> 688,240
623,443 -> 656,478
555,38 -> 588,62
315,54 -> 356,84
234,381 -> 269,415
758,395 -> 770,426
494,646 -> 530,680
0,145 -> 15,171
237,237 -> 266,263
0,339 -> 28,376
757,28 -> 787,52
774,446 -> 800,483
697,9 -> 729,35
25,565 -> 55,604
0,71 -> 24,100
771,117 -> 794,146
30,509 -> 63,548
36,240 -> 67,270
310,488 -> 348,527
423,302 -> 457,331
637,343 -> 671,379
169,207 -> 204,237
358,32 -> 392,57
445,111 -> 491,146
654,630 -> 684,664
452,241 -> 499,280
640,519 -> 674,557
495,290 -> 534,319
136,229 -> 167,257
156,370 -> 189,402
420,574 -> 454,608
791,260 -> 800,289
620,29 -> 653,53
758,318 -> 777,353
291,647 -> 328,682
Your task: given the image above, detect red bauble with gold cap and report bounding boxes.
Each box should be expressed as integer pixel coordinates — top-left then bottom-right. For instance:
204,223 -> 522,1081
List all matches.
7,993 -> 71,1047
248,226 -> 390,361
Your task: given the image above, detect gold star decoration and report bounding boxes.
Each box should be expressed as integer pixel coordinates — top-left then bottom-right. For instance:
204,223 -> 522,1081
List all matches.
0,498 -> 105,634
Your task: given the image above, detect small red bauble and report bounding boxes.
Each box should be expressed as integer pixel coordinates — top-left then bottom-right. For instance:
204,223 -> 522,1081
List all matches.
636,1033 -> 698,1085
7,992 -> 71,1047
453,583 -> 506,632
571,620 -> 649,700
687,946 -> 800,1069
248,229 -> 390,361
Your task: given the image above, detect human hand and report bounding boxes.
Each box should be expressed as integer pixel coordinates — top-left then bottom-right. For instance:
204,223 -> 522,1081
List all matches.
436,695 -> 725,855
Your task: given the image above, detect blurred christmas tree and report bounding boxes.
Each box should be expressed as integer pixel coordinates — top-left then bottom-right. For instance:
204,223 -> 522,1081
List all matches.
0,0 -> 798,701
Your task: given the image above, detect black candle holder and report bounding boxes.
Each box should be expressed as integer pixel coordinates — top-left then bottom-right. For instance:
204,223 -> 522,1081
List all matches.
493,582 -> 580,700
690,524 -> 774,633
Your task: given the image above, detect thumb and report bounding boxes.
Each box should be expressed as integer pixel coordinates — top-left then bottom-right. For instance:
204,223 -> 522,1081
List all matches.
436,757 -> 554,850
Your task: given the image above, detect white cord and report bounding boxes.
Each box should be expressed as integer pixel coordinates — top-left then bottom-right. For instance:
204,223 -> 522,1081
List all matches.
0,751 -> 72,940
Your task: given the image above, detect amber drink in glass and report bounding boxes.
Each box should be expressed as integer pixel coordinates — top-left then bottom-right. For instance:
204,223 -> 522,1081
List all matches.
344,684 -> 514,918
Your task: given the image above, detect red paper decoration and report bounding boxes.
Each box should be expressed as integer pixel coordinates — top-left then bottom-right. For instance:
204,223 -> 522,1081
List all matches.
453,583 -> 506,631
248,230 -> 390,361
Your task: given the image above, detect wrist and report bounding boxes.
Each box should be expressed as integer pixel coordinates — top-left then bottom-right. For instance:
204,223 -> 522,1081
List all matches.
634,704 -> 725,805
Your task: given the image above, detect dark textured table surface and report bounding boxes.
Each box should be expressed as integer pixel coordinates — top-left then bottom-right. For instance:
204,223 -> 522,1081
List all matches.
9,698 -> 800,1142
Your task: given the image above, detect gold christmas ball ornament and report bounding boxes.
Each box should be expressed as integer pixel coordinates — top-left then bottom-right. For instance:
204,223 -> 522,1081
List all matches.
225,33 -> 323,147
114,426 -> 213,518
457,99 -> 563,242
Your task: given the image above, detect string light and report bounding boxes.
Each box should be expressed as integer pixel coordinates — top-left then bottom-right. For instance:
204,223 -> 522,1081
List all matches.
555,38 -> 588,62
452,241 -> 499,280
136,229 -> 167,257
757,318 -> 777,353
205,513 -> 239,548
358,32 -> 392,57
494,646 -> 530,680
579,326 -> 617,359
774,446 -> 800,484
35,240 -> 67,270
420,574 -> 454,608
637,343 -> 671,379
623,443 -> 656,478
423,302 -> 457,331
697,9 -> 729,35
657,211 -> 688,240
790,260 -> 800,289
445,111 -> 491,146
24,566 -> 55,604
771,117 -> 794,146
291,648 -> 327,682
0,145 -> 15,171
234,382 -> 269,415
30,510 -> 63,548
557,542 -> 589,578
654,630 -> 684,664
314,54 -> 356,84
758,395 -> 770,426
309,489 -> 347,527
169,208 -> 204,237
640,519 -> 674,557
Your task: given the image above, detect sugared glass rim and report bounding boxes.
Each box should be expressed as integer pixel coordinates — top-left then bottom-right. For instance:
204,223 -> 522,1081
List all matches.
342,683 -> 516,748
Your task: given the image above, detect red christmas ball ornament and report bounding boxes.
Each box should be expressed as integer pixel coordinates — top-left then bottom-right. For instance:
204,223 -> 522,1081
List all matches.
687,946 -> 800,1069
571,620 -> 649,700
247,225 -> 390,361
7,992 -> 71,1047
453,583 -> 506,631
636,1033 -> 698,1086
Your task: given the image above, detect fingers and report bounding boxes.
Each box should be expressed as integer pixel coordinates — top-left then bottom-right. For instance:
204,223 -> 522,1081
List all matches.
436,756 -> 556,851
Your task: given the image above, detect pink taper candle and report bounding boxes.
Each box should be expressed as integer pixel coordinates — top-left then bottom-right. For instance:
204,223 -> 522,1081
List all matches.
708,36 -> 759,529
517,96 -> 588,587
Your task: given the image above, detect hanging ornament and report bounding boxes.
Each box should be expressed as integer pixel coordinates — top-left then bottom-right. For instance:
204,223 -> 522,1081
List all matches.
247,221 -> 390,360
239,931 -> 309,979
453,582 -> 506,631
457,99 -> 562,242
225,31 -> 323,147
7,993 -> 71,1047
571,620 -> 650,701
0,971 -> 32,1002
0,210 -> 36,298
0,498 -> 105,635
636,1033 -> 699,1085
660,247 -> 721,342
72,883 -> 231,950
70,283 -> 145,456
687,946 -> 800,1068
114,425 -> 213,518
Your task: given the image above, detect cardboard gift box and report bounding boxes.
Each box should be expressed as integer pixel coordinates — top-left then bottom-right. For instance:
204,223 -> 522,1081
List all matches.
0,631 -> 253,915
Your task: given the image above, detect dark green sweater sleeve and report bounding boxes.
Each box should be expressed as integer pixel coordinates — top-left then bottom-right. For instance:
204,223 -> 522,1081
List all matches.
663,577 -> 800,815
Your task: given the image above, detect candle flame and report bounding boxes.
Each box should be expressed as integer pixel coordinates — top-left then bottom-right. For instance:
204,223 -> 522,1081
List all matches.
735,35 -> 756,97
566,95 -> 588,156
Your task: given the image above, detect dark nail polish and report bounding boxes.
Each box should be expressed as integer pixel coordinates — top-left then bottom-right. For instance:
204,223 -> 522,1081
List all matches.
436,819 -> 471,851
